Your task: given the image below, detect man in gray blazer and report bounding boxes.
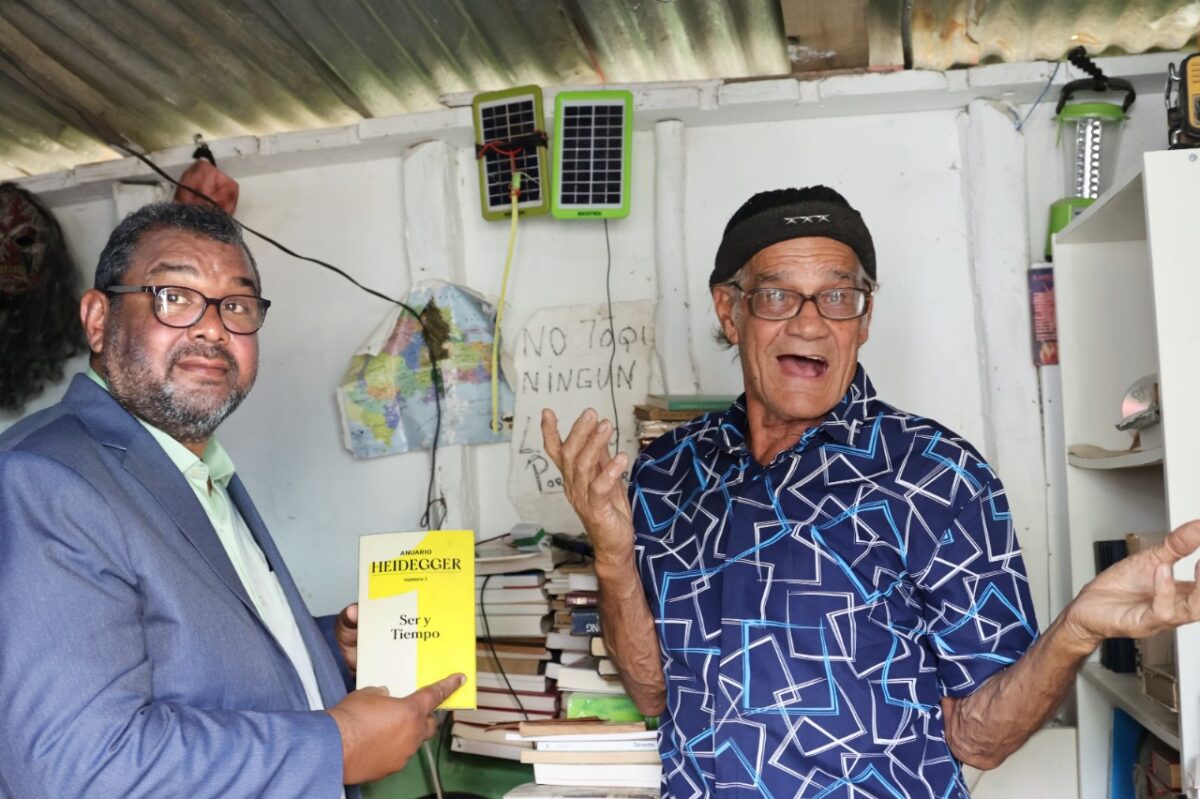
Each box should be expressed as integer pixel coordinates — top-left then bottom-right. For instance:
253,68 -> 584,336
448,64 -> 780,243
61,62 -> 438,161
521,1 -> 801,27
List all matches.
0,202 -> 462,797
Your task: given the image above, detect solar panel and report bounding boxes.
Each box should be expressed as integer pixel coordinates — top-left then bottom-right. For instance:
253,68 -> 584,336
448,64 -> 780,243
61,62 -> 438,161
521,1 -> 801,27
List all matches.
472,85 -> 550,221
551,90 -> 633,219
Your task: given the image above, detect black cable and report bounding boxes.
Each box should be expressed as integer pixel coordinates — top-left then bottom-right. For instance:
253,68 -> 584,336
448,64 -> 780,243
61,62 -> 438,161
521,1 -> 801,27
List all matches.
1066,46 -> 1107,90
433,699 -> 451,790
603,219 -> 620,453
478,573 -> 531,720
105,142 -> 449,530
0,55 -> 455,527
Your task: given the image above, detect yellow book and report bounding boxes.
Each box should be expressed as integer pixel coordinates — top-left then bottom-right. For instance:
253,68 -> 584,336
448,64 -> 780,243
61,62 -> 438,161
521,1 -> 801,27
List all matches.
356,530 -> 476,709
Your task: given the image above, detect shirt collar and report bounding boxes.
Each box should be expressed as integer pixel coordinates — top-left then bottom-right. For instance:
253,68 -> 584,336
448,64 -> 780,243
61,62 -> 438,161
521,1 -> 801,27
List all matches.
712,364 -> 876,456
85,367 -> 236,489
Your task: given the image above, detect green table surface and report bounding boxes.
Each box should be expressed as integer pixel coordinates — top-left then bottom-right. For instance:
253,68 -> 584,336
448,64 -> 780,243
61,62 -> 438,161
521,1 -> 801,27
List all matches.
363,746 -> 534,799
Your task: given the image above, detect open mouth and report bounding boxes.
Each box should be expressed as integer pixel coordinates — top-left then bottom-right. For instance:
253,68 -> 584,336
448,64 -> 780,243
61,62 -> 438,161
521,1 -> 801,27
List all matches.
777,354 -> 829,379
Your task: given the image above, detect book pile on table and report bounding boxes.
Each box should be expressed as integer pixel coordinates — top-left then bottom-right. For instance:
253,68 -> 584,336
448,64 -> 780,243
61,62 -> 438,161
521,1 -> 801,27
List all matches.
544,564 -> 625,698
634,394 -> 734,452
507,719 -> 661,791
453,538 -> 649,762
451,537 -> 562,760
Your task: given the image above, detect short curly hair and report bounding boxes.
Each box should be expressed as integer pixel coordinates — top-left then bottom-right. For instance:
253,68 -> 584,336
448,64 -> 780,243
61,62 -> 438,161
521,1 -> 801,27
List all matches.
94,202 -> 259,291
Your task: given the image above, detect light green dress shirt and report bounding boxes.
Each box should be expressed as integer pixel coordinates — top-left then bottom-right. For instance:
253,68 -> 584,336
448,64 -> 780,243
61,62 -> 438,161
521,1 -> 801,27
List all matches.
85,368 -> 325,712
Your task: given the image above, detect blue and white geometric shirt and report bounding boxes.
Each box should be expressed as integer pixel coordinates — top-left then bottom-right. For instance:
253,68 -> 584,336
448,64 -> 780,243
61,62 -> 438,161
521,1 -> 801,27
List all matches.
630,366 -> 1038,798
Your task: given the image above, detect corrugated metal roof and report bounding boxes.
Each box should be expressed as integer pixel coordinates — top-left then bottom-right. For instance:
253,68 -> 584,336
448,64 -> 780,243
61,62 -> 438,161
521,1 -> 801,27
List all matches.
1,1 -> 1198,180
0,0 -> 788,179
911,0 -> 1200,70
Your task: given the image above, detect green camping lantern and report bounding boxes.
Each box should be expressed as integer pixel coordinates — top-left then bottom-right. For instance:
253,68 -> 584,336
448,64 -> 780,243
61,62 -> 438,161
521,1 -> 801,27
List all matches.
1045,48 -> 1136,259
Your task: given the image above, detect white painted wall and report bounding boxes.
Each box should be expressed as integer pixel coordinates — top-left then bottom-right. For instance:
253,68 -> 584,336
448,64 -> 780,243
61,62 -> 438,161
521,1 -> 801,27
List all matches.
3,57 -> 1178,632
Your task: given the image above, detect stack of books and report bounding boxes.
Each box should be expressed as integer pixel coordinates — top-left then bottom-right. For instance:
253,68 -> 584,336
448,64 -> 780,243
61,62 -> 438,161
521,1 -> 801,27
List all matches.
504,785 -> 658,799
508,720 -> 661,789
544,565 -> 624,697
634,394 -> 734,451
451,541 -> 563,760
455,546 -> 650,762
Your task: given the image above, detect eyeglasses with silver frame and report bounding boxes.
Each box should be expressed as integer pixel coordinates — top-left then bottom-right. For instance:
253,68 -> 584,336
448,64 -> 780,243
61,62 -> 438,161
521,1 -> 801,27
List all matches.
104,284 -> 271,335
725,281 -> 871,321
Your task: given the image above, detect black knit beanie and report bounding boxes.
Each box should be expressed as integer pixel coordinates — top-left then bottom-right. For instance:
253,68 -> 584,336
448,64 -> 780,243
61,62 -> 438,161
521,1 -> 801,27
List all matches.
710,186 -> 876,287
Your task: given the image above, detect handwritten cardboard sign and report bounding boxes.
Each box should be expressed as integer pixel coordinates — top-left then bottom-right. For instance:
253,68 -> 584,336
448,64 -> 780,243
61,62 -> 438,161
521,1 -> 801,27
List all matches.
508,301 -> 655,532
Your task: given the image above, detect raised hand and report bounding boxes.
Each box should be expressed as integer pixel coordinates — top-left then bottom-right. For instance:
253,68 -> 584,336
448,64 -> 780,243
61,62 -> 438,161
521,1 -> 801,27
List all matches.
1064,520 -> 1200,650
328,673 -> 464,785
541,408 -> 635,562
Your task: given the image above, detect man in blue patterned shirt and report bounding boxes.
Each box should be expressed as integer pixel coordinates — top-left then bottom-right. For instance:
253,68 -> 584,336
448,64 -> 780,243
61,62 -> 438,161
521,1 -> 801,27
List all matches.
543,186 -> 1200,798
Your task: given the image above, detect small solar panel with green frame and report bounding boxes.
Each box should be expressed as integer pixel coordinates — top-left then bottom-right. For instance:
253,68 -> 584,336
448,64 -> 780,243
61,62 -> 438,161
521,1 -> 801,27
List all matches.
472,85 -> 551,221
551,90 -> 633,219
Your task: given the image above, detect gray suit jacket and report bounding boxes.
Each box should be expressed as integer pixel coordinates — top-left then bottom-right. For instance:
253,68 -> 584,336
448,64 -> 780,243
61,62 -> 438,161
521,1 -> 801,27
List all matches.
0,375 -> 356,797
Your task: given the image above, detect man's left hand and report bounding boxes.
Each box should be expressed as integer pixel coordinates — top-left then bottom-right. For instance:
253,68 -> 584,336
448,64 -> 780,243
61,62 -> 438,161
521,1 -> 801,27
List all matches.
336,603 -> 358,675
1064,519 -> 1200,652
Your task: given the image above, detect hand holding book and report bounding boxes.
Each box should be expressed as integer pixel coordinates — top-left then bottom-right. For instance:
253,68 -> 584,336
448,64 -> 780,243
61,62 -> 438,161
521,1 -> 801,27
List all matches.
328,673 -> 465,785
334,602 -> 358,675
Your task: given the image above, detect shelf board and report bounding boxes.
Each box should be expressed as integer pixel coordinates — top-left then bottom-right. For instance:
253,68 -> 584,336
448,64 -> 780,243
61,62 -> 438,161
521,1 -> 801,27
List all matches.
1080,663 -> 1180,750
1067,444 -> 1163,470
1056,167 -> 1146,246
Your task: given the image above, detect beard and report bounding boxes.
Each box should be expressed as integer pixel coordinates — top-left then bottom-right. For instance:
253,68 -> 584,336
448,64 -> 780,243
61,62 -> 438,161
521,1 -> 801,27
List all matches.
101,324 -> 255,445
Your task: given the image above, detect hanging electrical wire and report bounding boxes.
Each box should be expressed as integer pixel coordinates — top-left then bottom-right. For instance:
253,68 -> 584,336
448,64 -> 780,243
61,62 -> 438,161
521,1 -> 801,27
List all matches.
490,171 -> 521,434
603,219 -> 620,452
73,137 -> 449,531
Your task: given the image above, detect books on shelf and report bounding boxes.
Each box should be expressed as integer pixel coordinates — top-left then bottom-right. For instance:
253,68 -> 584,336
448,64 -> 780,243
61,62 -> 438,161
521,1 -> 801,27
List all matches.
477,544 -> 568,576
454,707 -> 557,725
476,572 -> 546,589
478,586 -> 551,604
452,721 -> 533,748
356,530 -> 475,709
477,670 -> 551,693
546,631 -> 592,652
452,736 -> 528,762
548,660 -> 626,694
633,399 -> 729,451
564,591 -> 598,607
589,637 -> 607,657
530,762 -> 661,789
563,692 -> 645,723
570,610 -> 600,636
559,651 -> 591,667
480,601 -> 553,616
530,738 -> 657,752
477,654 -> 545,676
643,393 -> 735,411
517,719 -> 647,737
521,750 -> 660,765
504,784 -> 659,799
476,641 -> 550,660
462,539 -> 652,773
476,687 -> 560,713
476,614 -> 552,638
507,721 -> 661,787
566,571 -> 599,592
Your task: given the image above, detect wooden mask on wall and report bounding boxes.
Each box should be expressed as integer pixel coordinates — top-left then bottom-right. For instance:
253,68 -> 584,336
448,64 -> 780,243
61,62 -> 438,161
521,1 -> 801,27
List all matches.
0,183 -> 86,411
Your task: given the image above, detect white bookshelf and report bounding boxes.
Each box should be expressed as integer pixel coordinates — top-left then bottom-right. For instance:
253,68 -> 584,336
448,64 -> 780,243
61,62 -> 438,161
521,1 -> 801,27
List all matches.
1055,148 -> 1200,797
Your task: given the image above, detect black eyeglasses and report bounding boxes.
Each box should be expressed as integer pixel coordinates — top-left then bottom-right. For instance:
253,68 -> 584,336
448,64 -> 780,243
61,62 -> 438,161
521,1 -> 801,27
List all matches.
725,281 -> 871,321
105,285 -> 271,335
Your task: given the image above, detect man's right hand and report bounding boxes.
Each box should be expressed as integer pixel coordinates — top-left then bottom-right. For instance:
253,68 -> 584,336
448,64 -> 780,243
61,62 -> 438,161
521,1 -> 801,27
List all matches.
327,674 -> 464,785
541,408 -> 636,563
540,408 -> 667,716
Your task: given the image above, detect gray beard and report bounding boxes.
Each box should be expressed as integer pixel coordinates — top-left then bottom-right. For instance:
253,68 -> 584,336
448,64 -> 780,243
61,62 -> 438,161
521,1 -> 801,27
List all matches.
101,325 -> 254,445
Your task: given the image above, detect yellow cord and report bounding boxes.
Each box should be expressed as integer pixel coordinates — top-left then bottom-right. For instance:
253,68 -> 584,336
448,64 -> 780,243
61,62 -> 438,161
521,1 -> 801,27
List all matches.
491,174 -> 521,433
